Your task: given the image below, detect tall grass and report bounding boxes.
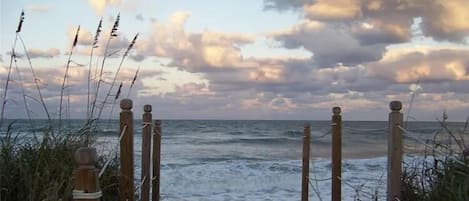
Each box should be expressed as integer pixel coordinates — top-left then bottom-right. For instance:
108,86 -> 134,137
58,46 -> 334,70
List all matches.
18,34 -> 54,134
87,18 -> 103,121
0,10 -> 138,200
401,119 -> 469,201
13,56 -> 36,138
90,13 -> 120,121
97,33 -> 139,120
0,125 -> 119,201
1,126 -> 78,201
59,25 -> 80,130
0,11 -> 23,128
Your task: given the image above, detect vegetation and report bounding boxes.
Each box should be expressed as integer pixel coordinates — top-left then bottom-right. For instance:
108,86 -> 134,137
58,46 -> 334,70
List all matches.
0,10 -> 138,200
401,120 -> 469,201
0,127 -> 120,200
1,9 -> 468,201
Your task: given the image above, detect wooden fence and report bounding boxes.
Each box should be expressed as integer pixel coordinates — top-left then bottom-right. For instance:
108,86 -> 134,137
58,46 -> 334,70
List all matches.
72,99 -> 404,201
301,101 -> 403,201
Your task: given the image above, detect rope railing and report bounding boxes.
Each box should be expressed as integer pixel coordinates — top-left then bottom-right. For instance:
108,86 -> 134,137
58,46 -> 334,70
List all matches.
98,125 -> 126,178
340,177 -> 380,201
398,125 -> 467,166
342,126 -> 388,133
311,130 -> 331,140
308,142 -> 328,201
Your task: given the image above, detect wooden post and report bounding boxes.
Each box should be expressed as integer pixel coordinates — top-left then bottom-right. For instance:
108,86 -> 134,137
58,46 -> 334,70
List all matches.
332,107 -> 342,201
141,105 -> 152,201
302,123 -> 310,201
152,120 -> 162,201
73,147 -> 101,201
120,99 -> 134,201
387,101 -> 403,201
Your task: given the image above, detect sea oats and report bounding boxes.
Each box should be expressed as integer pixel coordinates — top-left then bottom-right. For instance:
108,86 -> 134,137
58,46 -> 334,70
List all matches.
16,10 -> 24,33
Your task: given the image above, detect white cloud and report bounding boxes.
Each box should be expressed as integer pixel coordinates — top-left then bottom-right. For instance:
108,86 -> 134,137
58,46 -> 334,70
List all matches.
367,47 -> 469,83
266,0 -> 469,42
27,5 -> 53,12
28,48 -> 60,59
87,0 -> 121,15
134,11 -> 257,71
303,0 -> 361,21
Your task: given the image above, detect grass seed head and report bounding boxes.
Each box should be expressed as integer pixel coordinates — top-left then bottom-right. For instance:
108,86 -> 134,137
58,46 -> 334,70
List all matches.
16,10 -> 24,33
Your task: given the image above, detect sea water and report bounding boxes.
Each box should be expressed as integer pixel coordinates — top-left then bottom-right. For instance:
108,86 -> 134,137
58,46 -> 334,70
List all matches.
3,119 -> 466,200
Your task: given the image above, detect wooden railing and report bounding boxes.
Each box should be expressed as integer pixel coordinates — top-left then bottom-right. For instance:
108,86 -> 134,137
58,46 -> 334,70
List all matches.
72,100 -> 404,201
301,101 -> 404,201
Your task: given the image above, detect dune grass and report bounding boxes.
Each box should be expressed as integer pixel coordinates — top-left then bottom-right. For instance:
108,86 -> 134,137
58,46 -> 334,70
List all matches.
0,126 -> 120,200
401,120 -> 469,201
0,10 -> 138,200
1,9 -> 468,201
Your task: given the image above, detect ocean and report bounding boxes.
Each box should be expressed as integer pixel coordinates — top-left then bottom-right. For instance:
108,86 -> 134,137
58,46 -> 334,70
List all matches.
2,119 -> 467,200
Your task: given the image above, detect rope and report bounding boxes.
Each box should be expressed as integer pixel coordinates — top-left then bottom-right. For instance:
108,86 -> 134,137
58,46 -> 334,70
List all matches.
135,176 -> 146,195
307,143 -> 325,201
342,126 -> 387,133
398,126 -> 466,166
339,177 -> 377,200
99,125 -> 126,178
72,190 -> 102,199
309,177 -> 332,182
142,121 -> 152,129
154,128 -> 161,136
119,125 -> 127,142
311,130 -> 331,140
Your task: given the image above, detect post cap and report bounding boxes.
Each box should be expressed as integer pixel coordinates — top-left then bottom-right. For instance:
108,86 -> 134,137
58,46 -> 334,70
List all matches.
154,120 -> 161,126
120,99 -> 133,110
333,107 -> 341,115
144,105 -> 152,112
390,101 -> 402,111
74,147 -> 97,166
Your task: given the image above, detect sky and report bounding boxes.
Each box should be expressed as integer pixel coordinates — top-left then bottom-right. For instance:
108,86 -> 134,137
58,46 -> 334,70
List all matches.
1,0 -> 469,121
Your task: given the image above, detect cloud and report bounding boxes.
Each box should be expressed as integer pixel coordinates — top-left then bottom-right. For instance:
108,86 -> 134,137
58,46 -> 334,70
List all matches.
420,0 -> 469,42
367,48 -> 469,84
303,0 -> 361,21
270,19 -> 387,66
265,0 -> 469,47
129,53 -> 145,62
0,62 -> 162,119
67,26 -> 93,46
28,48 -> 60,59
27,5 -> 53,12
136,13 -> 144,21
87,0 -> 121,15
3,5 -> 469,120
351,21 -> 410,45
263,0 -> 310,11
134,11 -> 256,71
65,25 -> 132,58
6,51 -> 24,59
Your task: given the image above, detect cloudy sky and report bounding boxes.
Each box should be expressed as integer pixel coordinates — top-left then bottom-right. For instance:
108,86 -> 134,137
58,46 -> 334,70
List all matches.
1,0 -> 469,121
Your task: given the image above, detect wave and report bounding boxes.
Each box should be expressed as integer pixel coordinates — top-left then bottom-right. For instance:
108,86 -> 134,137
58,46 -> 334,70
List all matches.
198,137 -> 300,145
153,157 -> 394,201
